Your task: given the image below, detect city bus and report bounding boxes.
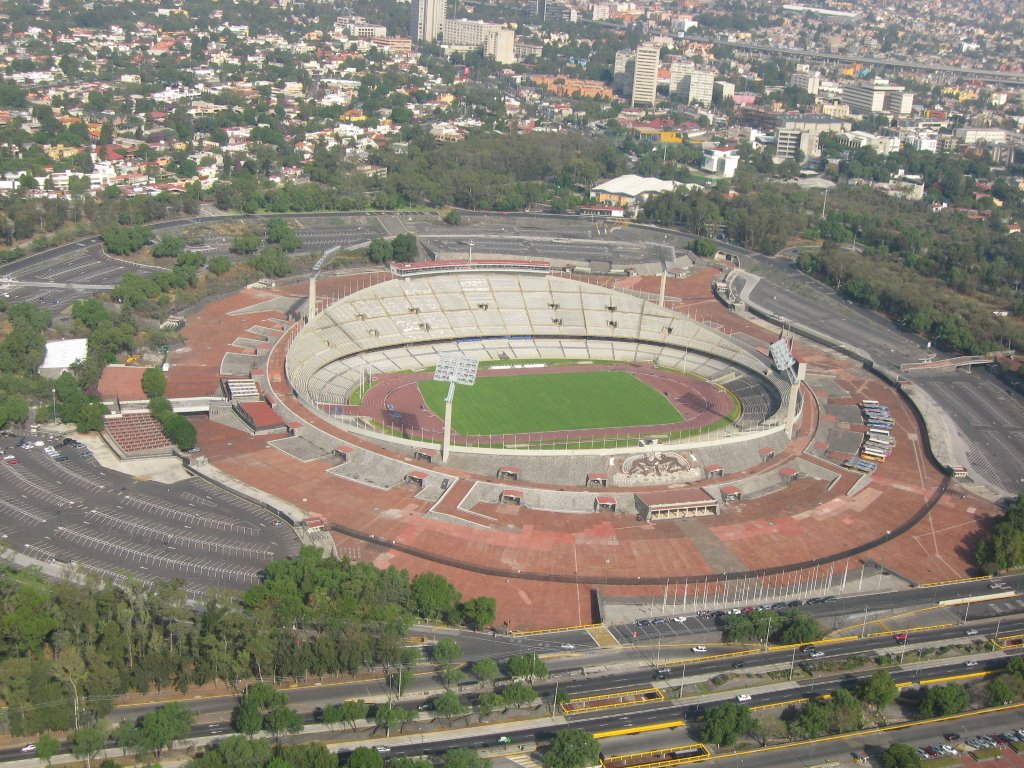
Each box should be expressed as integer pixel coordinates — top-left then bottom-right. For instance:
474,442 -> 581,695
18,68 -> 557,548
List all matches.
866,440 -> 893,452
861,450 -> 888,462
867,419 -> 895,428
867,428 -> 892,438
845,458 -> 877,473
860,400 -> 880,408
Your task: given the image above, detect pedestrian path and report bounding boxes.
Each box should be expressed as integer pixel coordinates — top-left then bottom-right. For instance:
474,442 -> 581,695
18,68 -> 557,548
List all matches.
588,625 -> 620,648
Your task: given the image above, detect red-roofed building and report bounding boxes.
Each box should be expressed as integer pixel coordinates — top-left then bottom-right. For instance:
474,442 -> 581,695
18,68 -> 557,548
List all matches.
235,401 -> 288,433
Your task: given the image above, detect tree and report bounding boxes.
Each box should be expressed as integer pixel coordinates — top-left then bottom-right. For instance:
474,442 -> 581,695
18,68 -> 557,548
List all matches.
988,676 -> 1015,706
153,236 -> 186,259
861,669 -> 899,715
919,684 -> 969,718
325,699 -> 368,731
208,255 -> 232,276
543,728 -> 601,768
441,747 -> 488,768
432,638 -> 463,665
35,734 -> 60,766
411,572 -> 461,621
135,702 -> 194,757
691,236 -> 718,258
788,701 -> 831,740
345,747 -> 385,768
443,210 -> 462,225
501,681 -> 538,709
471,658 -> 500,688
828,688 -> 863,733
442,665 -> 467,689
53,646 -> 86,730
263,706 -> 303,740
70,726 -> 107,768
141,367 -> 167,398
477,691 -> 503,719
881,743 -> 924,768
461,597 -> 497,630
505,655 -> 548,681
433,690 -> 469,723
367,238 -> 393,263
702,702 -> 757,747
391,233 -> 417,262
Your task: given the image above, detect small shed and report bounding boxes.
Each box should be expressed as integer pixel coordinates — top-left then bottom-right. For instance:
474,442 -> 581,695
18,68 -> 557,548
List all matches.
500,488 -> 524,505
414,449 -> 437,463
758,447 -> 776,462
304,516 -> 325,531
586,472 -> 609,487
497,466 -> 522,481
780,467 -> 799,485
705,464 -> 724,478
594,495 -> 617,512
406,470 -> 428,487
721,485 -> 742,502
334,445 -> 355,462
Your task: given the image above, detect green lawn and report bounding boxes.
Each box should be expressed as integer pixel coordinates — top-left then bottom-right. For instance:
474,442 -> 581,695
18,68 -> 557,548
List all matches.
417,371 -> 682,435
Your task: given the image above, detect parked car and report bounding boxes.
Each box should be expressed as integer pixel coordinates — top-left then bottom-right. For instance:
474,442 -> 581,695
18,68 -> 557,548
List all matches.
736,694 -> 752,702
691,646 -> 708,653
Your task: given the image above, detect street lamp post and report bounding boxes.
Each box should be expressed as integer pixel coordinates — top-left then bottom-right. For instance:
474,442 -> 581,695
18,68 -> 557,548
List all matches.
51,388 -> 56,423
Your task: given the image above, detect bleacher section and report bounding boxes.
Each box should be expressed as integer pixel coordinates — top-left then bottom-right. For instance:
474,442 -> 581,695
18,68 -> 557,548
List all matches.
103,412 -> 175,458
286,272 -> 789,444
224,379 -> 261,402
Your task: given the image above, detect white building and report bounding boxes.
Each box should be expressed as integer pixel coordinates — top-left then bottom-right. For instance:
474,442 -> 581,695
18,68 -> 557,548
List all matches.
841,79 -> 913,117
903,131 -> 938,152
681,70 -> 714,106
442,19 -> 514,64
411,0 -> 446,43
790,69 -> 821,96
836,130 -> 899,154
702,145 -> 740,177
631,43 -> 660,107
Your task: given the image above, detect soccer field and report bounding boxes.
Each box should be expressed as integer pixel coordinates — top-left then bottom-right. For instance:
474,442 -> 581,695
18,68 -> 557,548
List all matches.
417,371 -> 682,435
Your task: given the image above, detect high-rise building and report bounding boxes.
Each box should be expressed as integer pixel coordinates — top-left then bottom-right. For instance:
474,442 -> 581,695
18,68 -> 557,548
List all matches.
841,79 -> 914,117
631,43 -> 660,107
442,19 -> 515,64
411,0 -> 446,43
535,0 -> 547,19
681,70 -> 714,106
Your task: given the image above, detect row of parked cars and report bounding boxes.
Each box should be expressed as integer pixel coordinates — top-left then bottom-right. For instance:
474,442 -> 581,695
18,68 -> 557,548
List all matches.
914,730 -> 1024,760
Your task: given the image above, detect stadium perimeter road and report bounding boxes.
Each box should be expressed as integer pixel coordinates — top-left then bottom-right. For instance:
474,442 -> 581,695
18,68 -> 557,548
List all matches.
729,249 -> 1024,497
0,435 -> 298,597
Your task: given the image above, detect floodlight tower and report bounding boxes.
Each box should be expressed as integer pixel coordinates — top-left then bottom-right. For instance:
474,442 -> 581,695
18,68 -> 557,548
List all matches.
433,352 -> 478,463
307,247 -> 338,322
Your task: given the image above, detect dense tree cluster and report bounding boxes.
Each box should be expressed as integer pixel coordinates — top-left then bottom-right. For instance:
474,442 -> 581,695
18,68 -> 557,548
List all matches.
644,183 -> 1024,354
975,495 -> 1024,571
0,548 -> 496,737
720,608 -> 823,645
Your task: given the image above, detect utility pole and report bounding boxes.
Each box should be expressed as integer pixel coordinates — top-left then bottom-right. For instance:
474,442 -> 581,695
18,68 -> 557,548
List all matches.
861,605 -> 869,638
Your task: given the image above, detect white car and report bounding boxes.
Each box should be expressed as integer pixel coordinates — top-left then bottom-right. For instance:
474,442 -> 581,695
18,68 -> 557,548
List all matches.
20,745 -> 36,753
809,651 -> 825,658
375,746 -> 391,754
964,660 -> 979,668
691,645 -> 708,653
736,694 -> 752,702
559,643 -> 576,650
671,616 -> 688,623
965,629 -> 979,636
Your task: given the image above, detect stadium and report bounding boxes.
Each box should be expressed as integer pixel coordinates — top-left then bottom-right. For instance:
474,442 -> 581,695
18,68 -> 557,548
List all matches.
285,260 -> 801,482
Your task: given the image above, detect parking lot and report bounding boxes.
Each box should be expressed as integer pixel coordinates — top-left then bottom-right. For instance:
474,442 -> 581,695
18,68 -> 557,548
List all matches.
0,435 -> 298,598
912,366 -> 1024,494
1,239 -> 159,311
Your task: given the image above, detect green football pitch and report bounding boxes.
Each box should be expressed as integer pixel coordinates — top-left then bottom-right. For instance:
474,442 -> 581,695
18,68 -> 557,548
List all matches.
417,370 -> 682,435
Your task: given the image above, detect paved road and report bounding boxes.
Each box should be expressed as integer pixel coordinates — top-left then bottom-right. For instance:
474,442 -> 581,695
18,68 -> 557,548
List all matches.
728,247 -> 1024,496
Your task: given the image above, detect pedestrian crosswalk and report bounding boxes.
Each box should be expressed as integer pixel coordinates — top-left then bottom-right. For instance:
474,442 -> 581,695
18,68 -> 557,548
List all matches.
504,752 -> 544,768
